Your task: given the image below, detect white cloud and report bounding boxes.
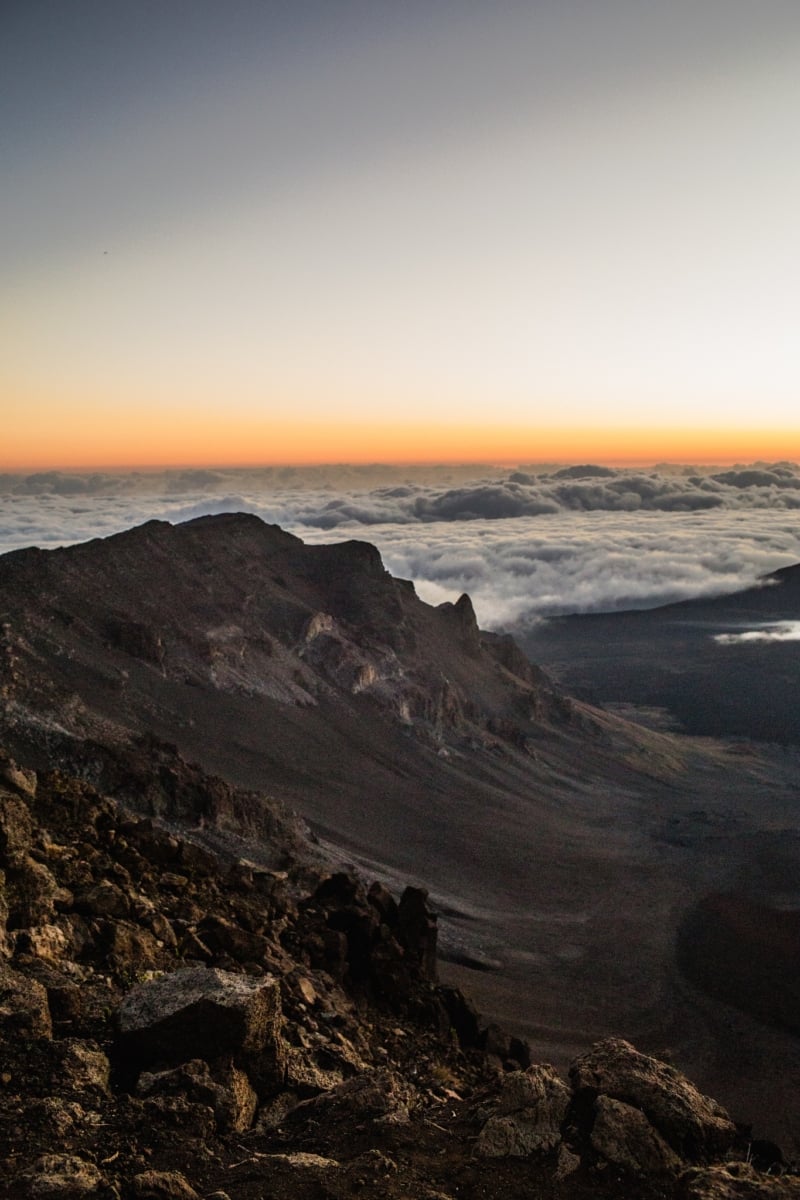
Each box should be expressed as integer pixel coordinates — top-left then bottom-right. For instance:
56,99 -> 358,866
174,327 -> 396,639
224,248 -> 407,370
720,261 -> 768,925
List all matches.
2,463 -> 800,625
713,622 -> 800,645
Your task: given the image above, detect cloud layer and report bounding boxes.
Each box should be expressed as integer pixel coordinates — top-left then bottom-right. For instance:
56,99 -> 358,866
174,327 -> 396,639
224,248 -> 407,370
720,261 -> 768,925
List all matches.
714,622 -> 800,645
2,464 -> 800,627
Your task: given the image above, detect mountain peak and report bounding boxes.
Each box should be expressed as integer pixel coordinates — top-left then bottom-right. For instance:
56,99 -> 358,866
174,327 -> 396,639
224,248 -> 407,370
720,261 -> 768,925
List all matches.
0,517 -> 571,771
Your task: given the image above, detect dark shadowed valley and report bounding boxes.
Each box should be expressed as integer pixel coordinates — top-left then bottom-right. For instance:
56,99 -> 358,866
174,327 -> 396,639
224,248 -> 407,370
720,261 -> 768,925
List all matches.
517,567 -> 800,745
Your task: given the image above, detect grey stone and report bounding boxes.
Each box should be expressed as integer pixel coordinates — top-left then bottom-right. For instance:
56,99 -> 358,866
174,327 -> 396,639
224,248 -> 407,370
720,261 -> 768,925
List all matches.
475,1064 -> 569,1158
58,1040 -> 111,1094
590,1094 -> 682,1174
116,966 -> 283,1077
24,1154 -> 102,1198
0,961 -> 52,1039
0,790 -> 34,861
570,1037 -> 736,1162
131,1171 -> 200,1199
137,1058 -> 257,1132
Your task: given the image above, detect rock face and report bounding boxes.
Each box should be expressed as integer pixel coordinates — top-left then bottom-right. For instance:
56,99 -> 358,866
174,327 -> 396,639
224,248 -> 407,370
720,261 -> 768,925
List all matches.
130,1171 -> 200,1200
0,961 -> 53,1040
137,1060 -> 257,1134
589,1094 -> 681,1175
116,967 -> 284,1079
475,1064 -> 570,1157
568,1038 -> 737,1166
0,514 -> 576,816
22,1154 -> 102,1198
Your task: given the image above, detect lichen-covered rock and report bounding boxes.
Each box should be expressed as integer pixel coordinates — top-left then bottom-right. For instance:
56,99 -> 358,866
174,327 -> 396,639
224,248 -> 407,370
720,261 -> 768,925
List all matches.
0,790 -> 34,862
137,1058 -> 257,1132
12,922 -> 70,962
0,961 -> 52,1039
569,1038 -> 736,1162
196,914 -> 270,964
116,966 -> 283,1078
475,1065 -> 569,1157
57,1040 -> 110,1095
131,1170 -> 200,1199
22,1154 -> 102,1197
590,1094 -> 682,1174
263,1151 -> 341,1169
292,1068 -> 415,1128
679,1163 -> 800,1199
5,856 -> 58,928
73,881 -> 130,919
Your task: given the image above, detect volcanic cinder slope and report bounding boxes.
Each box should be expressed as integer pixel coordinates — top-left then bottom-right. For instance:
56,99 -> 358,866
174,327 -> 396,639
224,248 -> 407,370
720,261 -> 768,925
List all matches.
2,513 -> 800,1154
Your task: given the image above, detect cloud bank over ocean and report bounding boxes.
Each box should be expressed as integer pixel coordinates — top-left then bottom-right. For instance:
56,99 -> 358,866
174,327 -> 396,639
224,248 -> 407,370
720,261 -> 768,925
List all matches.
2,464 -> 800,626
714,622 -> 800,645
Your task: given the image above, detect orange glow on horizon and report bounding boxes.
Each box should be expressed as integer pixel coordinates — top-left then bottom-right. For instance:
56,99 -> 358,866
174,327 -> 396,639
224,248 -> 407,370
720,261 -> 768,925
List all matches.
3,397 -> 800,472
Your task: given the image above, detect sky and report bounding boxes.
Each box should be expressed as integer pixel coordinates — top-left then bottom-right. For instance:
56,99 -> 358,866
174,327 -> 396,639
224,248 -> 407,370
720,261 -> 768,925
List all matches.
3,1 -> 800,470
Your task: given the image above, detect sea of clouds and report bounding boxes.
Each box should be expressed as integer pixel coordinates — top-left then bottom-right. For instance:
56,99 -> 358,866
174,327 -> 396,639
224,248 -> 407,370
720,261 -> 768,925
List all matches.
2,462 -> 800,628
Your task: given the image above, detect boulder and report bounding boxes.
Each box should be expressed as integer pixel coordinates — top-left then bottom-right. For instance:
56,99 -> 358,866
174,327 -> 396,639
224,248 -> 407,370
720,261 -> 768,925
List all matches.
292,1068 -> 414,1128
12,923 -> 70,962
141,1093 -> 216,1142
435,985 -> 482,1048
590,1094 -> 682,1174
0,961 -> 52,1039
137,1058 -> 257,1132
22,1154 -> 102,1197
131,1171 -> 200,1199
98,920 -> 161,977
196,914 -> 270,964
569,1038 -> 736,1162
73,881 -> 130,919
475,1065 -> 569,1158
115,966 -> 283,1080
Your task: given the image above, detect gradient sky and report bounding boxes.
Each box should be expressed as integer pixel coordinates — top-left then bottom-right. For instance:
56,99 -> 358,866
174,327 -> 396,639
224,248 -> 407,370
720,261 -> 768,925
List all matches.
3,1 -> 800,469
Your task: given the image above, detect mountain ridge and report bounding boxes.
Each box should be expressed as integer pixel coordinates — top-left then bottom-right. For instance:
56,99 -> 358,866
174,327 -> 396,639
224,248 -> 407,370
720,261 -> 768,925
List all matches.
3,515 -> 800,1167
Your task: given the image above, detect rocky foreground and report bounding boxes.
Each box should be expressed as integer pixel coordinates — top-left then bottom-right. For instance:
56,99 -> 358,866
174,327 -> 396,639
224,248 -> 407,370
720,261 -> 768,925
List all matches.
1,740 -> 797,1200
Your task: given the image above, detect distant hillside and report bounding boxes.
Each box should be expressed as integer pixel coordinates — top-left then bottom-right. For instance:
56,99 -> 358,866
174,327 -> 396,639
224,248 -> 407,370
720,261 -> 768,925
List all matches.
518,564 -> 800,744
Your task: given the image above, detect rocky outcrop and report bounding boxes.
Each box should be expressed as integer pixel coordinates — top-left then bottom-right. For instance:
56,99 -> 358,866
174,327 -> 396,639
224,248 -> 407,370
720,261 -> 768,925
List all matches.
0,513 -> 576,781
22,1154 -> 103,1198
588,1093 -> 682,1175
130,1171 -> 200,1200
568,1038 -> 737,1167
116,967 -> 284,1082
0,961 -> 52,1039
0,744 -> 795,1200
474,1064 -> 569,1157
137,1059 -> 257,1134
